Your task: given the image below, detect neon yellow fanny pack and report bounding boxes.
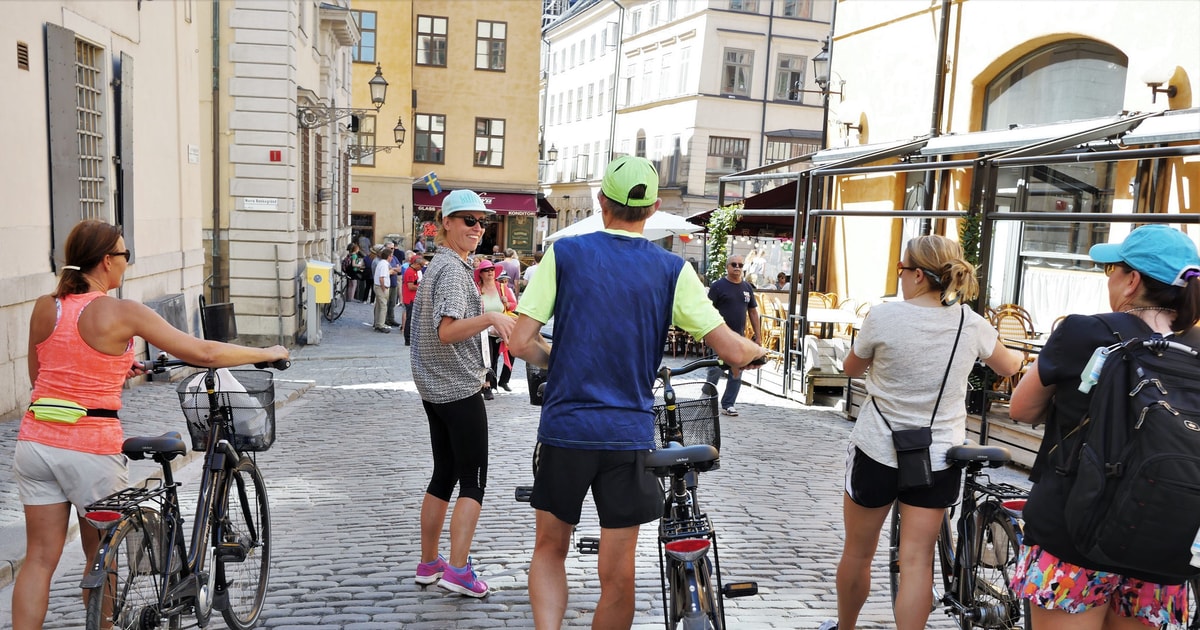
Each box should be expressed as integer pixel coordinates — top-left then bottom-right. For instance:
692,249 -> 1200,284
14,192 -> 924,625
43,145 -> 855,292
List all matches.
29,398 -> 119,424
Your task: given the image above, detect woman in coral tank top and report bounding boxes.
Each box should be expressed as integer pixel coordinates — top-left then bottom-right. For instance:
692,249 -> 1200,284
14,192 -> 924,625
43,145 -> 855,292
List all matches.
11,220 -> 289,630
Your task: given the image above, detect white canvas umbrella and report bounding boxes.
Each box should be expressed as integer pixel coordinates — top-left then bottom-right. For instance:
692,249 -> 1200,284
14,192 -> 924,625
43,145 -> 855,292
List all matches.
544,211 -> 703,243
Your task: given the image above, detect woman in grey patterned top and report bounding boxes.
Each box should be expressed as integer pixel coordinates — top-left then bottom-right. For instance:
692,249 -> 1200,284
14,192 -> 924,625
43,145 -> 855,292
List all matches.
408,190 -> 517,598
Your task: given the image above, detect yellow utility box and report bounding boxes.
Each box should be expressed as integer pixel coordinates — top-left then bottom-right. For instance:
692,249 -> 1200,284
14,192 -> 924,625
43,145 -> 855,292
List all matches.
306,260 -> 333,304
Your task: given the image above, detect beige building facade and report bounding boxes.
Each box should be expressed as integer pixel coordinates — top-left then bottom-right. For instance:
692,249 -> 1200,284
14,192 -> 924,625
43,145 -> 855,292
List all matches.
347,0 -> 544,257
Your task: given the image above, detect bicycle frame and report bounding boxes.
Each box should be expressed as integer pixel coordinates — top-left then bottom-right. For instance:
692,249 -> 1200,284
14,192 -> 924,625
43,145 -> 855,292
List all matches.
82,367 -> 250,623
944,464 -> 1026,624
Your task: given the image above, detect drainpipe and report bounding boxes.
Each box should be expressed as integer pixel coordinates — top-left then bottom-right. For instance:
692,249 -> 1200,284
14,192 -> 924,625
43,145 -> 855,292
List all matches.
922,0 -> 952,230
758,1 -> 776,173
210,0 -> 224,303
607,0 -> 625,161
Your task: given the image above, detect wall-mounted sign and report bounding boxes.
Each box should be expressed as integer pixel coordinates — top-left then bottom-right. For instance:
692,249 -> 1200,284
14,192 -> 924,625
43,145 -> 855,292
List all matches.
243,197 -> 278,210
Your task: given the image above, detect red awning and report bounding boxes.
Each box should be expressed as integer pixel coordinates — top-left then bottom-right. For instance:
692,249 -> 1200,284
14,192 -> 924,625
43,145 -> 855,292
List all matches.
412,189 -> 538,215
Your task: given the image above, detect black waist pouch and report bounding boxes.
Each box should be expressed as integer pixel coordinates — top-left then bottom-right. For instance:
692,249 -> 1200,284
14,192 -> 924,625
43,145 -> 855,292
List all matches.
892,427 -> 934,490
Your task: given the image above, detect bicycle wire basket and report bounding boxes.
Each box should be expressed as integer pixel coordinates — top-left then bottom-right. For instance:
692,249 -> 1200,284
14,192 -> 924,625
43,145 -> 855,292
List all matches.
652,382 -> 720,451
176,369 -> 276,452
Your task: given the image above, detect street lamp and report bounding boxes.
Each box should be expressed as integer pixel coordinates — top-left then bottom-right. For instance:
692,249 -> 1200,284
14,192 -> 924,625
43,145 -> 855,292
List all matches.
297,63 -> 390,129
347,117 -> 407,159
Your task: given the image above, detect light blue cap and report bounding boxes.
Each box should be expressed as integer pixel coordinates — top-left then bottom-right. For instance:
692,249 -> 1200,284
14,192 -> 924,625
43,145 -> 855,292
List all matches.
1089,224 -> 1200,287
441,190 -> 493,217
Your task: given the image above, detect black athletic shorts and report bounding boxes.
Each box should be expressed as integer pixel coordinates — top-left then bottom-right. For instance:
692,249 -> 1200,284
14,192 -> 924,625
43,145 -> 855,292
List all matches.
844,444 -> 962,509
530,443 -> 663,529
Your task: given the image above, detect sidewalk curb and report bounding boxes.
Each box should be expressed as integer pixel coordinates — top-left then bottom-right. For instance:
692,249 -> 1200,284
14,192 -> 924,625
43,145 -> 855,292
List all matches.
0,379 -> 313,591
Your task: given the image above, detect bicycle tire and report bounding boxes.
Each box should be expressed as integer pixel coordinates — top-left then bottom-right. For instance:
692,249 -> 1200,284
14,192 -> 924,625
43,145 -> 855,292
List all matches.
959,502 -> 1027,630
85,510 -> 166,630
323,292 -> 346,322
681,612 -> 715,630
888,504 -> 953,611
215,456 -> 271,630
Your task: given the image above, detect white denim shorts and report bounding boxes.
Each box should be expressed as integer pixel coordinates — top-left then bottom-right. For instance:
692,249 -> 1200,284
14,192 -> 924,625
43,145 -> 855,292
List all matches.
14,440 -> 127,511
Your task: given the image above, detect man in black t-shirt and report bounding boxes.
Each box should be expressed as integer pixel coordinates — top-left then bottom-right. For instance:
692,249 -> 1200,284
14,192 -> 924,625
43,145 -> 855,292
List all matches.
708,255 -> 761,415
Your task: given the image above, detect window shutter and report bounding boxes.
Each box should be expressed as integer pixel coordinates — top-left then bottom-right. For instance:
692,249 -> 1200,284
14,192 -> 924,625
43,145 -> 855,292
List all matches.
44,22 -> 81,269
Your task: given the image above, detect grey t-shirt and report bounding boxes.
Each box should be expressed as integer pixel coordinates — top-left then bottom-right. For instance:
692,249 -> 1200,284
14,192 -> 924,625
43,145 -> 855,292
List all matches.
410,253 -> 488,404
850,302 -> 998,470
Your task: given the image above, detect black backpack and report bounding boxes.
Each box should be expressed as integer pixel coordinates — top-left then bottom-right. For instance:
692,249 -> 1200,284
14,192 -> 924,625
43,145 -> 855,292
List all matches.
1056,313 -> 1200,581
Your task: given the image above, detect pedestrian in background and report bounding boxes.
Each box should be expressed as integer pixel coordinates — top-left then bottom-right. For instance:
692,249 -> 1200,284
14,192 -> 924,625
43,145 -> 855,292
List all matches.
521,250 -> 544,291
341,242 -> 364,303
508,156 -> 766,629
829,235 -> 1021,630
372,244 -> 392,333
386,244 -> 402,328
499,248 -> 522,298
410,190 -> 516,598
474,260 -> 517,400
708,254 -> 761,416
1009,225 -> 1200,628
12,219 -> 288,630
402,253 -> 424,346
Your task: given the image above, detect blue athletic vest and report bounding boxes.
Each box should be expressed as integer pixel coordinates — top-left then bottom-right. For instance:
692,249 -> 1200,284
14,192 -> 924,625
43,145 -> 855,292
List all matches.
539,231 -> 684,450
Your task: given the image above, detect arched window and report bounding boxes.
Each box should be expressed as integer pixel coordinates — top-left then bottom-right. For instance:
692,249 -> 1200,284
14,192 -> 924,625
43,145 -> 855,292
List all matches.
983,39 -> 1127,130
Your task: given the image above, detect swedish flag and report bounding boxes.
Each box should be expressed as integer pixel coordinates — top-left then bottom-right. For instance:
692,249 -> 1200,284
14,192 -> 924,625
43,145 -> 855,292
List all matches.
422,172 -> 442,196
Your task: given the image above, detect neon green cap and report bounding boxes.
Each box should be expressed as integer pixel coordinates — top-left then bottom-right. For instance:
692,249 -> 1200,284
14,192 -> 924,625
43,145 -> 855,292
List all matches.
601,156 -> 659,207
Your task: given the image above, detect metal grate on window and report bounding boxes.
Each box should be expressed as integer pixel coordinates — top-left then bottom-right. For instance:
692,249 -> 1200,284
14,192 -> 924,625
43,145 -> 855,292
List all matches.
76,39 -> 105,220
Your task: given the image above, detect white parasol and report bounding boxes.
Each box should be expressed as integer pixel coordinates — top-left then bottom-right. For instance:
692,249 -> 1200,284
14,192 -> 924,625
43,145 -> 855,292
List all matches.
544,211 -> 703,243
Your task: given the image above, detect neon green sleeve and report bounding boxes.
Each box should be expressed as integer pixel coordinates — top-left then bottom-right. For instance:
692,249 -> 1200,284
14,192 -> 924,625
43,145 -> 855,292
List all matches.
673,264 -> 724,339
515,246 -> 557,324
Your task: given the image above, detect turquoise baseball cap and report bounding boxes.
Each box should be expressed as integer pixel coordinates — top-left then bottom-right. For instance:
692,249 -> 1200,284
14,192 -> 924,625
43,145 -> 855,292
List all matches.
441,189 -> 493,217
601,156 -> 659,207
1089,224 -> 1200,287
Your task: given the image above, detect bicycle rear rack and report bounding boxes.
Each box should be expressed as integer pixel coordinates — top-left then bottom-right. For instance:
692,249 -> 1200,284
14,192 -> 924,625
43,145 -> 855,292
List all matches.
973,480 -> 1027,501
86,482 -> 174,513
660,514 -> 713,541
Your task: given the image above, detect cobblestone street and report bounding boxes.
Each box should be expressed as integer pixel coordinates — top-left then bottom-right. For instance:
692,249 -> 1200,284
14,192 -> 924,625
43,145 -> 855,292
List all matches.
0,300 -> 1029,628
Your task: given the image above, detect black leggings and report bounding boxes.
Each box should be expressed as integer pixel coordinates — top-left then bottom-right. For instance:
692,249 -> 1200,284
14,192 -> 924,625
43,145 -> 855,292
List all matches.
422,394 -> 488,504
487,335 -> 512,387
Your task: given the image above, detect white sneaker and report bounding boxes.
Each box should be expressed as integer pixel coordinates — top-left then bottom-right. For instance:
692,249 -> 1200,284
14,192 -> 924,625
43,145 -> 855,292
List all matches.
722,407 -> 739,416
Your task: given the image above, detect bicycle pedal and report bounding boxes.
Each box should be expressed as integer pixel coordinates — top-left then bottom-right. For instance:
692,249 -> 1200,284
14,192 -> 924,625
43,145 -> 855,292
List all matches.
721,581 -> 758,598
215,542 -> 248,563
576,536 -> 600,554
514,486 -> 534,502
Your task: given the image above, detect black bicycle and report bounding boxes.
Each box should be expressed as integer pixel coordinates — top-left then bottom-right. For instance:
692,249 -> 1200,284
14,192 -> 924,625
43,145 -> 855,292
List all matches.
644,357 -> 758,629
888,443 -> 1030,629
323,269 -> 348,322
81,354 -> 289,630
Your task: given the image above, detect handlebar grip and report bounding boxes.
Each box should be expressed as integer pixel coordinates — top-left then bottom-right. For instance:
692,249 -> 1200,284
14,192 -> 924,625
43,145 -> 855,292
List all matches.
254,359 -> 291,371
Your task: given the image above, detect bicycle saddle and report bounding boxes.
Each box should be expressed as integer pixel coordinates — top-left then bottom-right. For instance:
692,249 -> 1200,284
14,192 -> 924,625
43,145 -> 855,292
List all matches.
123,431 -> 187,461
645,442 -> 719,469
946,443 -> 1011,467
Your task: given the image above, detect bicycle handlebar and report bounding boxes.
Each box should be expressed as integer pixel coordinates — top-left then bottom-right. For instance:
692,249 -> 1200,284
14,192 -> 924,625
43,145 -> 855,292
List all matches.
140,353 -> 291,373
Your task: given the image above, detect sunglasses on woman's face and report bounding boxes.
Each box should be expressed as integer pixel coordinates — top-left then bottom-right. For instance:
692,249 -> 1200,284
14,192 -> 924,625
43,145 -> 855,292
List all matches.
457,214 -> 491,228
108,250 -> 131,262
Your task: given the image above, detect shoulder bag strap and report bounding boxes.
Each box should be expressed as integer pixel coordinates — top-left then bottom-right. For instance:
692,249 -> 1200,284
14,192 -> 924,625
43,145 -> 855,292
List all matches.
871,305 -> 966,430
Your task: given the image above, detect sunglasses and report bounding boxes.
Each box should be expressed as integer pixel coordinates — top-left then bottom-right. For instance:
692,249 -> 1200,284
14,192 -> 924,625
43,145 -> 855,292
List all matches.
1103,262 -> 1128,277
108,250 -> 131,262
728,262 -> 744,268
456,214 -> 492,228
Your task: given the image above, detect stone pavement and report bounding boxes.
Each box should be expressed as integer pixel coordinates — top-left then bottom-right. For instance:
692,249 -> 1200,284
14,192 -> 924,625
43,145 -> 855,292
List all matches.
0,299 -> 1031,628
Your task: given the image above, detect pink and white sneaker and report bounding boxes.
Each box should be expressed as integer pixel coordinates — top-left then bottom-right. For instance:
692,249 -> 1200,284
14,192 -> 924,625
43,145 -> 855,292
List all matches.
414,555 -> 448,586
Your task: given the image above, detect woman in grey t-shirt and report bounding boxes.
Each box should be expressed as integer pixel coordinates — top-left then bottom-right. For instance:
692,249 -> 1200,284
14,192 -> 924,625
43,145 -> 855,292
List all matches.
824,235 -> 1022,630
409,190 -> 516,598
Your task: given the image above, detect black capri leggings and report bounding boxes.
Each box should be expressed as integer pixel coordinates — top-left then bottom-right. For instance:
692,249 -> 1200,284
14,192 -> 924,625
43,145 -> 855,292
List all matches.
422,393 -> 488,504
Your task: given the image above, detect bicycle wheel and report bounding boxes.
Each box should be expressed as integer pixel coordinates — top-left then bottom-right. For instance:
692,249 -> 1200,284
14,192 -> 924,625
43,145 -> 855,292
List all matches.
889,504 -> 953,610
959,502 -> 1026,630
215,456 -> 271,630
85,511 -> 166,630
323,291 -> 346,322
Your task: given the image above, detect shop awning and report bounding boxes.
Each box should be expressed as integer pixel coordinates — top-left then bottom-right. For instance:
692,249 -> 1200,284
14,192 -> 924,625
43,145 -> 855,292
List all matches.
917,115 -> 1128,156
412,189 -> 538,215
536,193 -> 558,218
1121,108 -> 1200,146
811,137 -> 930,164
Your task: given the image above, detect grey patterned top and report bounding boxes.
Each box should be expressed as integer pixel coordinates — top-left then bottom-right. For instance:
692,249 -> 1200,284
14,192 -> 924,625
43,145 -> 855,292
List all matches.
410,252 -> 487,404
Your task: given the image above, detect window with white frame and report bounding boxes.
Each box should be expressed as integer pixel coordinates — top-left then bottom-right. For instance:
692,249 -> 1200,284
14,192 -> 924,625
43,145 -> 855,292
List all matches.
476,20 -> 506,71
630,9 -> 642,34
414,113 -> 445,163
624,62 -> 635,106
722,49 -> 753,96
659,52 -> 672,99
641,60 -> 653,103
781,0 -> 813,18
775,54 -> 806,101
474,118 -> 504,167
416,15 -> 448,66
587,84 -> 594,118
705,136 -> 748,197
678,48 -> 690,93
76,38 -> 106,219
729,0 -> 758,13
575,88 -> 583,121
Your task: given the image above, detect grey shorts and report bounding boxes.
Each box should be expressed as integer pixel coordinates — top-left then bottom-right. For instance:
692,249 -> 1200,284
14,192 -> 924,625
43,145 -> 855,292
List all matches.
14,440 -> 128,512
